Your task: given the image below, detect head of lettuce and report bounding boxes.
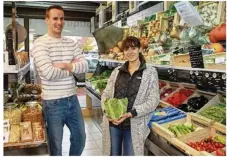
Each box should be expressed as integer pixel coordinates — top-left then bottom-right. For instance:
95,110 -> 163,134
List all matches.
103,98 -> 128,120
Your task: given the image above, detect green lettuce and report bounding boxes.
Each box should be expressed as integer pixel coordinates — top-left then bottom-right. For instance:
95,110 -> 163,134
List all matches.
104,98 -> 128,119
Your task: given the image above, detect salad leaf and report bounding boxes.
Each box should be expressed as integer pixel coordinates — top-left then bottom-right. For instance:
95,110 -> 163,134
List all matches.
104,98 -> 128,119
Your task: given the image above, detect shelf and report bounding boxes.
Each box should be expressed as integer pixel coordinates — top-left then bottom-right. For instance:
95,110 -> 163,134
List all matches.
4,63 -> 30,74
4,140 -> 46,148
99,58 -> 226,73
84,86 -> 101,101
99,58 -> 125,64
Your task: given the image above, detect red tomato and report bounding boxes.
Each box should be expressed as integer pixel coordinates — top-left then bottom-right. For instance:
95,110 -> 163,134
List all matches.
216,149 -> 225,156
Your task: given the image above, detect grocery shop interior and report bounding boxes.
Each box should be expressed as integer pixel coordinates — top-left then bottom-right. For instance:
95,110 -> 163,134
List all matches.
3,1 -> 226,156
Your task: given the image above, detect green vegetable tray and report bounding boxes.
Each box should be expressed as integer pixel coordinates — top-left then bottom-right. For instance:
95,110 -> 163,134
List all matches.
197,94 -> 226,124
152,113 -> 213,143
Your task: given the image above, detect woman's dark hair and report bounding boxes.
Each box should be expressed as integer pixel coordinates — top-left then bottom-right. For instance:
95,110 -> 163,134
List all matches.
122,36 -> 146,63
122,36 -> 140,50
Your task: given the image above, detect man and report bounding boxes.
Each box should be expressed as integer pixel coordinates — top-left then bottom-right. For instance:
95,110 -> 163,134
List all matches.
31,5 -> 88,156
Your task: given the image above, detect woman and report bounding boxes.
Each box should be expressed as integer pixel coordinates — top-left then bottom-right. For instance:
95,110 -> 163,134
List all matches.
101,36 -> 160,156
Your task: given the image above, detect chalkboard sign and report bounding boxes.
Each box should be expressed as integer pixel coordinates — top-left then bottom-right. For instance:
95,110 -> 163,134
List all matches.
156,67 -> 172,81
176,69 -> 193,83
188,45 -> 204,68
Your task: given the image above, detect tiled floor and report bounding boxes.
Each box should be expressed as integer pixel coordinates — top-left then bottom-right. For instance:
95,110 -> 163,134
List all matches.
62,117 -> 103,156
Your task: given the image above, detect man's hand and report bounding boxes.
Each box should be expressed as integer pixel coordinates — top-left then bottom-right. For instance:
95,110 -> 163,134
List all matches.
113,112 -> 132,125
72,58 -> 80,63
53,63 -> 73,72
53,63 -> 66,69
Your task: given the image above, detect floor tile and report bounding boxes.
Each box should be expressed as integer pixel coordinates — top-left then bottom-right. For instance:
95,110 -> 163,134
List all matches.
62,143 -> 70,153
84,141 -> 99,150
86,133 -> 94,141
62,152 -> 69,156
91,132 -> 102,140
87,126 -> 100,133
62,135 -> 70,144
82,149 -> 103,156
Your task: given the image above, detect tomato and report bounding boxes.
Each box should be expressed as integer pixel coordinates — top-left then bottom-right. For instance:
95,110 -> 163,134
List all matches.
216,149 -> 225,156
220,143 -> 225,148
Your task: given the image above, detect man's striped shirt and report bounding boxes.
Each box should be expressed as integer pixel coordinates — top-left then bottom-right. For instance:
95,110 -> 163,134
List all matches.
31,34 -> 88,100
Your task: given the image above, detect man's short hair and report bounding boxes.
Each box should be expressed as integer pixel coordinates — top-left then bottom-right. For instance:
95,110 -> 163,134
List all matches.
46,5 -> 64,18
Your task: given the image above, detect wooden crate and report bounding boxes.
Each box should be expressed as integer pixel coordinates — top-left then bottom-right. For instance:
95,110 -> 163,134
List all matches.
170,122 -> 226,156
203,52 -> 226,70
152,113 -> 214,143
183,90 -> 215,106
171,53 -> 191,67
151,53 -> 171,65
197,93 -> 226,114
198,1 -> 226,26
159,17 -> 168,32
156,12 -> 165,20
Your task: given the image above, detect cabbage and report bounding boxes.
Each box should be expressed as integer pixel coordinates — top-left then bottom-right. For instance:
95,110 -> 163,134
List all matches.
103,98 -> 128,119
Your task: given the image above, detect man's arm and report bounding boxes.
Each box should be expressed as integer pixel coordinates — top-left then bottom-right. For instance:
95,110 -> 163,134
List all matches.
65,41 -> 88,74
32,41 -> 70,80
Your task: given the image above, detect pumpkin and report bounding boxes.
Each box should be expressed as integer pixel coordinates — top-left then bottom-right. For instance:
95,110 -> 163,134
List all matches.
209,23 -> 226,43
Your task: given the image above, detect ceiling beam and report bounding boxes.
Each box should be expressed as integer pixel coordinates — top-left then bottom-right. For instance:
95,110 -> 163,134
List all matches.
4,6 -> 95,21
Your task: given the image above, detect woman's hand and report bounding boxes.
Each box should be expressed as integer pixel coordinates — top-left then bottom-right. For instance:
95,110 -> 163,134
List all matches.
113,112 -> 132,125
105,115 -> 118,124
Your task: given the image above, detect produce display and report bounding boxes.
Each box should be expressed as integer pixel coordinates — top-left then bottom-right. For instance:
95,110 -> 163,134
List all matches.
160,87 -> 175,99
20,122 -> 33,142
4,103 -> 22,125
166,16 -> 174,34
199,2 -> 219,27
199,104 -> 226,124
187,136 -> 226,154
22,105 -> 43,124
148,106 -> 186,128
88,70 -> 112,95
209,24 -> 226,43
9,125 -> 20,143
166,89 -> 194,107
148,20 -> 161,38
214,135 -> 226,145
159,81 -> 166,89
32,122 -> 44,141
20,84 -> 42,95
178,95 -> 209,112
168,123 -> 202,137
103,98 -> 128,119
3,83 -> 45,146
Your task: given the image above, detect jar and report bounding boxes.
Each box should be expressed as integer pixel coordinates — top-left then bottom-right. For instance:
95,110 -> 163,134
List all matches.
22,101 -> 43,124
4,103 -> 21,125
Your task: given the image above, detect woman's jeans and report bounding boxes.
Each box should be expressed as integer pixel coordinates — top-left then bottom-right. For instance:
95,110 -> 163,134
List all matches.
109,126 -> 134,156
42,95 -> 86,156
